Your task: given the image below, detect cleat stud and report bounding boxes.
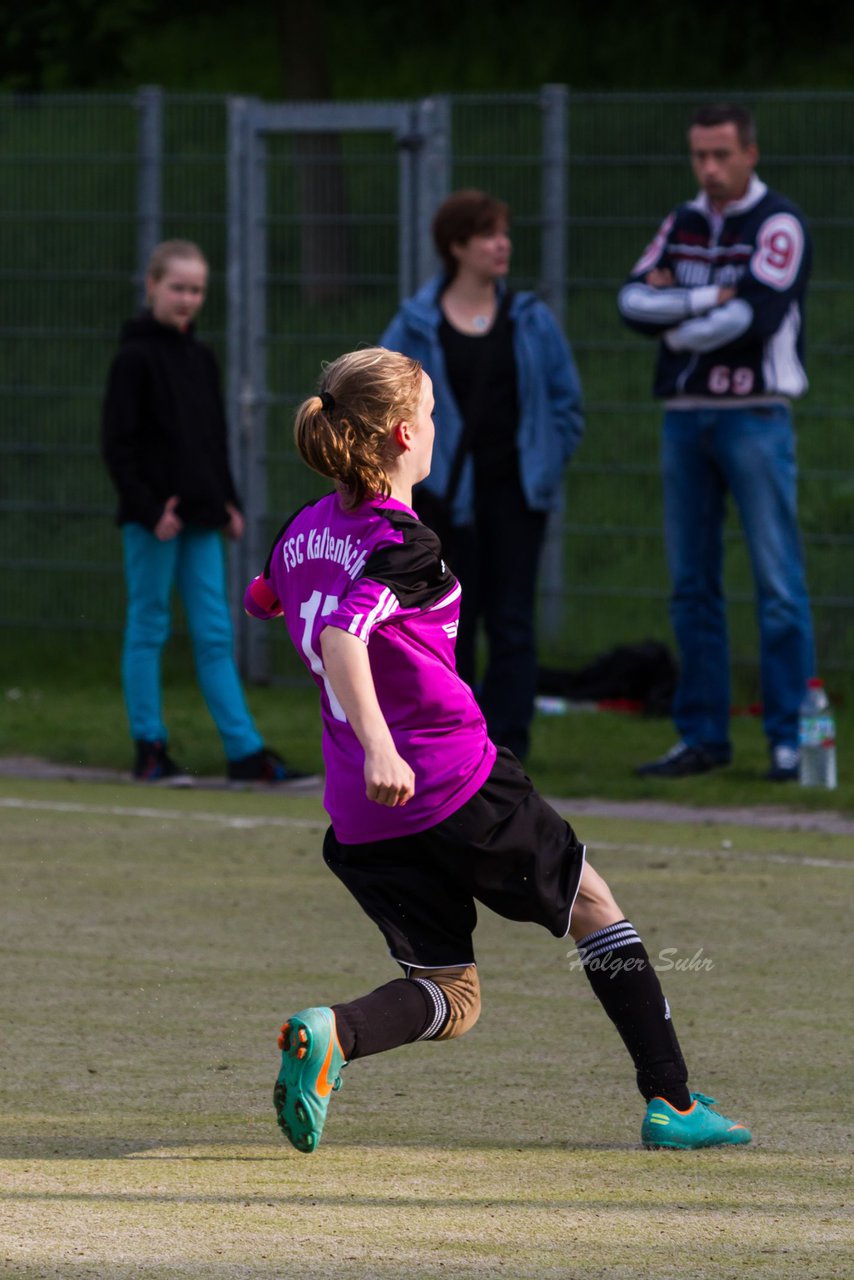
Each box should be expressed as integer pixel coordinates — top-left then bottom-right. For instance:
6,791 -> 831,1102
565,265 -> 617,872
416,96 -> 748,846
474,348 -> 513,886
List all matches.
296,1047 -> 306,1059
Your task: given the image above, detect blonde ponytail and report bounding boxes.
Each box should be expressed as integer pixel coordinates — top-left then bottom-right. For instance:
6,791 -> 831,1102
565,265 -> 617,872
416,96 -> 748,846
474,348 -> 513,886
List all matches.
293,348 -> 422,508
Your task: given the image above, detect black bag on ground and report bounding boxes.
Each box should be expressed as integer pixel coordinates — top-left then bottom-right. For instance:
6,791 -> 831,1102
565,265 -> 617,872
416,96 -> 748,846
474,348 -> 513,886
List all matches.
538,641 -> 677,717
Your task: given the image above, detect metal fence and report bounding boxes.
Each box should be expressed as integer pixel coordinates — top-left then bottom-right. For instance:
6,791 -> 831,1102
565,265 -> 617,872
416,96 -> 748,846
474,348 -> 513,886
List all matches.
2,88 -> 852,686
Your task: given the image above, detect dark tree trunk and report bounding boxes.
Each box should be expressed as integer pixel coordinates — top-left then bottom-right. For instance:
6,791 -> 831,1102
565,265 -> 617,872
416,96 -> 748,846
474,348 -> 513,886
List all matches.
274,0 -> 355,304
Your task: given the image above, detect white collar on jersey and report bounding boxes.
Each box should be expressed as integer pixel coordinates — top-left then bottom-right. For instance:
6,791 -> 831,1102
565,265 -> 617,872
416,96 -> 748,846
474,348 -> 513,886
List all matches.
689,173 -> 768,220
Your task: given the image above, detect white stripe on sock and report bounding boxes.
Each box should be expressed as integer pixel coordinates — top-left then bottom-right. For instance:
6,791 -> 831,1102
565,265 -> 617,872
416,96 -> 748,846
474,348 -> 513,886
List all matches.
413,978 -> 449,1040
576,920 -> 641,965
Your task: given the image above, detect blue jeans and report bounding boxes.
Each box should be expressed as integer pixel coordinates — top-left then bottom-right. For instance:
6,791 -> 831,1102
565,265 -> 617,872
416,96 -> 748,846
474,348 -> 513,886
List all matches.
662,405 -> 814,751
121,524 -> 263,761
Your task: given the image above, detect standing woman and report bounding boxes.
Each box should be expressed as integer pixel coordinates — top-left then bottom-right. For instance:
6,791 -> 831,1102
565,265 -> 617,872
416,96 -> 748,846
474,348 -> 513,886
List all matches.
380,190 -> 584,761
245,346 -> 750,1156
102,239 -> 302,784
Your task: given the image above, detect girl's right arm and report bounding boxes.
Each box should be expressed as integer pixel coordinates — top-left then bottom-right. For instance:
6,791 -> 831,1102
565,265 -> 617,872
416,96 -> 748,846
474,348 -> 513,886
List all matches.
319,624 -> 415,808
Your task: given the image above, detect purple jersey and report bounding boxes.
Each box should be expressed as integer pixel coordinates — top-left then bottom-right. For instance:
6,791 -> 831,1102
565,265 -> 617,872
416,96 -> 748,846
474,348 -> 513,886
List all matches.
245,491 -> 496,842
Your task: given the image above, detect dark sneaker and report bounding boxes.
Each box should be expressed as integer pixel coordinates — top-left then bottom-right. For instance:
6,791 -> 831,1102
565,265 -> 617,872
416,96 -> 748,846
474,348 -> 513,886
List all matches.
641,1092 -> 752,1149
274,1007 -> 347,1153
766,744 -> 799,782
226,746 -> 309,784
132,740 -> 192,787
635,741 -> 731,778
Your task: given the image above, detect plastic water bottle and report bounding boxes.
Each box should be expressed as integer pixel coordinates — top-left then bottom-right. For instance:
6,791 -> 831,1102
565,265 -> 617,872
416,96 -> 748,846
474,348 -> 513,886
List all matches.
798,678 -> 837,789
535,695 -> 569,716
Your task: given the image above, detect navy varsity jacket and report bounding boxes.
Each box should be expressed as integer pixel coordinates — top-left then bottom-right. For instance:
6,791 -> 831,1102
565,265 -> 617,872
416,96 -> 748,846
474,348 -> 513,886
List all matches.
617,175 -> 811,403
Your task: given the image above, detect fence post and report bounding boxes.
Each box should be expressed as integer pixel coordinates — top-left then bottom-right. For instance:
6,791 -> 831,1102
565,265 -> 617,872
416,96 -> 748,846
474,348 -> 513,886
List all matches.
539,84 -> 569,645
412,95 -> 451,288
540,83 -> 568,325
397,111 -> 418,303
135,85 -> 163,306
226,96 -> 250,671
242,101 -> 271,684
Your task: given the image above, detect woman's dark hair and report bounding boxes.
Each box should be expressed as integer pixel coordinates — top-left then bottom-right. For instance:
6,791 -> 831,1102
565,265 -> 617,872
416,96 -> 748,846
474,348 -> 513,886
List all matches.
431,189 -> 510,277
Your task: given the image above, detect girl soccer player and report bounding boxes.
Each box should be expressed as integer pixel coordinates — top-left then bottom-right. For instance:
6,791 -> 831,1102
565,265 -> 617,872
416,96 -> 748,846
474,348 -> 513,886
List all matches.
244,347 -> 751,1154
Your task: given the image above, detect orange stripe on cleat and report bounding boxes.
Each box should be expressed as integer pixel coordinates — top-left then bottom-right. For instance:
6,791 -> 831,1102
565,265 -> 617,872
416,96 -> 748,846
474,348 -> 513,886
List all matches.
315,1034 -> 337,1098
650,1096 -> 698,1116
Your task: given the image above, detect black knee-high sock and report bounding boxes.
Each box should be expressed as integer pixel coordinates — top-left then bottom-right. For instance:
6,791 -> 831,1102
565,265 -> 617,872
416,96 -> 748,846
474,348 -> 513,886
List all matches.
576,920 -> 690,1109
332,977 -> 449,1060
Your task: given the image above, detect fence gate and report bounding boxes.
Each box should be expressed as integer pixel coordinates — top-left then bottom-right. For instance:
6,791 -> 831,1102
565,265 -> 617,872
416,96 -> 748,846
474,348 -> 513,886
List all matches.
226,98 -> 451,680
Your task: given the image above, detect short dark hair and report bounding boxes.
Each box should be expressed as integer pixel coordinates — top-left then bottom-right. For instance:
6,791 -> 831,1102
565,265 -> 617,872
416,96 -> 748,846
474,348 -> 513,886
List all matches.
689,104 -> 757,149
431,189 -> 510,277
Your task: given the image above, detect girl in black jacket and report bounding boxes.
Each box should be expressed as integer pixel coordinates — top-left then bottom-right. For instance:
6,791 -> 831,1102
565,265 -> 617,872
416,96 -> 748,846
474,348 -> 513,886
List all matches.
102,239 -> 301,784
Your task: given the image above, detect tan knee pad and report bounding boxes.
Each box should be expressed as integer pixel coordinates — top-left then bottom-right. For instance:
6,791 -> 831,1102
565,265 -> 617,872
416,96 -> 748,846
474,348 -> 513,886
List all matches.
417,964 -> 481,1040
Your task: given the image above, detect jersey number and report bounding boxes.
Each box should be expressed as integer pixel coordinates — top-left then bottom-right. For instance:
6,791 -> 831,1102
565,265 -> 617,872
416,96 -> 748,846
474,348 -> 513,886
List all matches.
299,590 -> 347,722
751,213 -> 804,290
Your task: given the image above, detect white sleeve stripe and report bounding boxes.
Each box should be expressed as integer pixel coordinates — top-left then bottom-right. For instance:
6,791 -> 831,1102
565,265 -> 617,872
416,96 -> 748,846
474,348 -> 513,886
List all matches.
348,615 -> 363,634
358,586 -> 390,641
762,303 -> 808,398
429,582 -> 462,611
379,594 -> 400,623
631,211 -> 675,276
357,586 -> 402,641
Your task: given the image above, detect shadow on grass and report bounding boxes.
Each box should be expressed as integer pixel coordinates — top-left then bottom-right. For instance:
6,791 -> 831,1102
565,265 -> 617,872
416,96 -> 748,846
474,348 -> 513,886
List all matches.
0,1134 -> 632,1160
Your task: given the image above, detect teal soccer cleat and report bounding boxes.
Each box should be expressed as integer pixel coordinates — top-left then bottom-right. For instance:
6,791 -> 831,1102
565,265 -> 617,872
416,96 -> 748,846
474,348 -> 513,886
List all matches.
642,1092 -> 752,1150
274,1007 -> 347,1153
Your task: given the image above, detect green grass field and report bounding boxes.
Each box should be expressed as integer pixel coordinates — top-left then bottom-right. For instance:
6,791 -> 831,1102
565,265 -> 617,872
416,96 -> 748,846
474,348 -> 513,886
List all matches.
2,631 -> 853,814
1,776 -> 851,1278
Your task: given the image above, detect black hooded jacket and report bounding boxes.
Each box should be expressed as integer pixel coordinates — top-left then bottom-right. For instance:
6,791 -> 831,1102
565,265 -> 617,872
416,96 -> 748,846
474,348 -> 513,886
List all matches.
101,312 -> 240,530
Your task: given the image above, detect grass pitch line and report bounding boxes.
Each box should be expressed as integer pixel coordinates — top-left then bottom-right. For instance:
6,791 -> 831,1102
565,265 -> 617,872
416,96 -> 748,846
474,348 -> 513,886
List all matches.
2,795 -> 851,870
590,837 -> 851,870
0,795 -> 325,832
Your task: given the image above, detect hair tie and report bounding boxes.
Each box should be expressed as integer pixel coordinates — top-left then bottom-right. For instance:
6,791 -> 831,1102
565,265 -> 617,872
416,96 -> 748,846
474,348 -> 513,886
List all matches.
320,390 -> 336,413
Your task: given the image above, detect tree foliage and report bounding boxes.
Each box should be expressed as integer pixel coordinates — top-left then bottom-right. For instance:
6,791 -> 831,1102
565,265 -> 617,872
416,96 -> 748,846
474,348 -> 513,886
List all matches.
2,0 -> 853,94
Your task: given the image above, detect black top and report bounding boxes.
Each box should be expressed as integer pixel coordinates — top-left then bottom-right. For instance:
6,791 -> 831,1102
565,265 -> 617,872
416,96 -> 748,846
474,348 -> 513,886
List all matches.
101,311 -> 240,530
438,303 -> 519,490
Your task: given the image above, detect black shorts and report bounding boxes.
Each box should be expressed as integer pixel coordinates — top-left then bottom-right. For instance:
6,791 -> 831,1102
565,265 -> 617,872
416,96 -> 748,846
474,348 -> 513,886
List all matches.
322,748 -> 586,968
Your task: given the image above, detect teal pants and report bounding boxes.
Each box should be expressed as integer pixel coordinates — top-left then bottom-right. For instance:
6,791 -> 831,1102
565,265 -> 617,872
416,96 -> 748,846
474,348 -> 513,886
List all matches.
121,523 -> 263,761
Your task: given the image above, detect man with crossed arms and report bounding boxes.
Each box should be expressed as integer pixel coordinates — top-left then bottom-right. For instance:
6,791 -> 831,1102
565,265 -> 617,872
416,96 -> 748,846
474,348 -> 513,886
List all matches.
618,102 -> 815,782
